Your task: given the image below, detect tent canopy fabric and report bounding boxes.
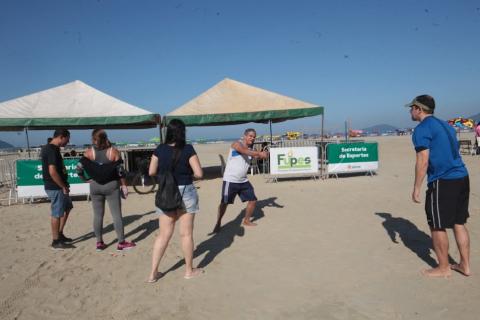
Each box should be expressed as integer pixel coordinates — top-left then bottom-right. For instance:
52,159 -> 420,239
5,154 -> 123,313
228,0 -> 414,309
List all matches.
166,78 -> 323,126
0,80 -> 160,131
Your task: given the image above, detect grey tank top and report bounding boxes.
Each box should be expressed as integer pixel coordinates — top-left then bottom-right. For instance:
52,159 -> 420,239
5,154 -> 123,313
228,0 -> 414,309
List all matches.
93,147 -> 112,164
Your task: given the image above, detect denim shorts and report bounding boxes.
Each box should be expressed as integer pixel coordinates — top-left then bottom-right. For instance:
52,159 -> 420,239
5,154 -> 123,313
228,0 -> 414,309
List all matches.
155,184 -> 199,215
45,189 -> 73,218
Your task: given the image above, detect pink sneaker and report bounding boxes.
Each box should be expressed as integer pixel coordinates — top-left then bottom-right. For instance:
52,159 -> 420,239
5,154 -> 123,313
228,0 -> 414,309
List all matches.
96,241 -> 107,251
117,241 -> 136,251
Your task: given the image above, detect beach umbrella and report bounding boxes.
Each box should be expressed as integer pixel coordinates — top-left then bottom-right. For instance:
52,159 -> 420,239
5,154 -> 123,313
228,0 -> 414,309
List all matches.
447,117 -> 475,130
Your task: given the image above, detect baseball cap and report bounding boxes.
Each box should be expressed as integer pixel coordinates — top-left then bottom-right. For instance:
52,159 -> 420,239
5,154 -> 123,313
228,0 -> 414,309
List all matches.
405,95 -> 435,111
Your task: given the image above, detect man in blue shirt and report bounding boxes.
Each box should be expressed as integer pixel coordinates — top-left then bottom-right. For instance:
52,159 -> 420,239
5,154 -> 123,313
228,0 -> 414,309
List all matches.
407,95 -> 470,278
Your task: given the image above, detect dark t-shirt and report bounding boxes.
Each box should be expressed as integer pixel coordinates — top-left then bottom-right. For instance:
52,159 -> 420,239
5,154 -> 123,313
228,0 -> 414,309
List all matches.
41,144 -> 68,190
153,144 -> 197,185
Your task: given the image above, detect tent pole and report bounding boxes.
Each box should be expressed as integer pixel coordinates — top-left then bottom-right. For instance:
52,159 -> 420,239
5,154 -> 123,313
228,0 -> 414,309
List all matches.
25,128 -> 31,158
158,123 -> 163,144
269,120 -> 273,145
161,117 -> 167,144
321,113 -> 324,179
344,120 -> 349,143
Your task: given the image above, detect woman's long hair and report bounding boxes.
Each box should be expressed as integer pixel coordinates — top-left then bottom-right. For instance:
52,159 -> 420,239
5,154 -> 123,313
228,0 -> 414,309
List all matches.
92,129 -> 111,150
165,119 -> 186,149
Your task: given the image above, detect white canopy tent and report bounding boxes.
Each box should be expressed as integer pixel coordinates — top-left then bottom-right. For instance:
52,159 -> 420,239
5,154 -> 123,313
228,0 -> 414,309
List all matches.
0,80 -> 159,131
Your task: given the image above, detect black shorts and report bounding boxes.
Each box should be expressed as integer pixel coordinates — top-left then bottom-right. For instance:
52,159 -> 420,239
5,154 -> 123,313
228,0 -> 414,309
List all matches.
221,181 -> 257,204
425,176 -> 469,229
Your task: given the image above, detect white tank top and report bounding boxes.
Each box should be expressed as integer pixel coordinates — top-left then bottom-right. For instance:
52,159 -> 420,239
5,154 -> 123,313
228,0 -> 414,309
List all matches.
223,141 -> 252,183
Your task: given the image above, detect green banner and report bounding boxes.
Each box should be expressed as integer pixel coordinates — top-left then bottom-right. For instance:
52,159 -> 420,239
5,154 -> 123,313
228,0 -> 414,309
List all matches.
16,159 -> 83,186
327,143 -> 378,164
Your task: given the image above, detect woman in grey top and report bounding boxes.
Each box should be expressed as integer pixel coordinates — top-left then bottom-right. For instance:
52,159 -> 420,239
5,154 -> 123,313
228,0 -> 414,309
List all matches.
83,129 -> 136,252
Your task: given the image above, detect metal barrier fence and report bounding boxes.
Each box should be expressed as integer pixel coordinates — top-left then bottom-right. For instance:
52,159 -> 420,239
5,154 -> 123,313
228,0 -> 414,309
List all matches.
0,155 -> 18,205
0,158 -> 15,187
0,151 -> 42,205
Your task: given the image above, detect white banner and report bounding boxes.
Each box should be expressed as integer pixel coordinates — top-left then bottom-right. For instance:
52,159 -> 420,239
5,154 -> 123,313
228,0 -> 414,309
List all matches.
17,184 -> 90,198
269,147 -> 318,175
327,161 -> 378,174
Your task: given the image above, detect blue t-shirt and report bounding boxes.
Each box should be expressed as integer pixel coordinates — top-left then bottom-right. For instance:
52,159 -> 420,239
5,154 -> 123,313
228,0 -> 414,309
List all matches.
153,144 -> 197,185
412,116 -> 468,183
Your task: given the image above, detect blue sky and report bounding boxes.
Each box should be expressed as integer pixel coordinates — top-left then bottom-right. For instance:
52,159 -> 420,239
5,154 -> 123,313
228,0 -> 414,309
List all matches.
1,0 -> 480,147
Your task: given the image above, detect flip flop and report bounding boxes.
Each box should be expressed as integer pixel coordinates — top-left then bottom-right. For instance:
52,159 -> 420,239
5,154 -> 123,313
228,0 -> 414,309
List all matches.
184,268 -> 204,279
146,272 -> 164,283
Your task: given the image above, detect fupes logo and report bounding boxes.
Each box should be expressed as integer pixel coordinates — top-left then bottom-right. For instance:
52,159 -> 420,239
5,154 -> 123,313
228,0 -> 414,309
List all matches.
277,150 -> 311,169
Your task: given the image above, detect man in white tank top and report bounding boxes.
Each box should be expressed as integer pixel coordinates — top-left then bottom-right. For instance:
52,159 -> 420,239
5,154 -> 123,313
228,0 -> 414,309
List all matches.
212,129 -> 268,233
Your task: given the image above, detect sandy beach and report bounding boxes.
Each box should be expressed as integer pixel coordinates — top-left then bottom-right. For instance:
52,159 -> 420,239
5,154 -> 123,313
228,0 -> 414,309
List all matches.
0,135 -> 479,320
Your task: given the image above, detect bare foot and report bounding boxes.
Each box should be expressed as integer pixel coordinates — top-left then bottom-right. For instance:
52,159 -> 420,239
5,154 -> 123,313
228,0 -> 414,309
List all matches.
184,268 -> 204,279
146,271 -> 164,283
421,267 -> 451,278
242,220 -> 257,227
450,264 -> 471,277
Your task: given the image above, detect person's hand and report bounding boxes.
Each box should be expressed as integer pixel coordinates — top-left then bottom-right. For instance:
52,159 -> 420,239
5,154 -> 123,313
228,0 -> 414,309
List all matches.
259,151 -> 269,159
62,186 -> 70,195
121,185 -> 128,199
412,187 -> 421,203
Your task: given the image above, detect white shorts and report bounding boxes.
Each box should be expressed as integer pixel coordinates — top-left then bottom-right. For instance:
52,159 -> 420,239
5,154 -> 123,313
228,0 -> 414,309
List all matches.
155,184 -> 199,215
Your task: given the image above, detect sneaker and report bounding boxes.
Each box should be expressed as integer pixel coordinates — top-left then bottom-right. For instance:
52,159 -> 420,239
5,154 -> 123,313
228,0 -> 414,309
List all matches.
96,241 -> 107,251
58,233 -> 73,243
51,240 -> 74,250
117,241 -> 136,251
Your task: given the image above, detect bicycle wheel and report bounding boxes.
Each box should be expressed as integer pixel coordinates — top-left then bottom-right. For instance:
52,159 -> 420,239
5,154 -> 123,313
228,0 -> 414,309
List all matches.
132,172 -> 156,194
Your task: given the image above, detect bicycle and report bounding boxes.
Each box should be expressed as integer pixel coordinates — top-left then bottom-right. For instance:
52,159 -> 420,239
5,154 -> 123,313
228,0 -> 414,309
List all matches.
132,157 -> 157,194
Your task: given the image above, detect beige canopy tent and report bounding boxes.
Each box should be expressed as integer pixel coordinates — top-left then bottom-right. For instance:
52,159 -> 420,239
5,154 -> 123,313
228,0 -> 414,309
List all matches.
165,78 -> 323,127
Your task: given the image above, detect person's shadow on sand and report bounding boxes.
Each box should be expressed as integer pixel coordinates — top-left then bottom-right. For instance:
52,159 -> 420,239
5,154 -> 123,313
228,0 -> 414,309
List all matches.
123,211 -> 159,243
164,197 -> 283,274
71,210 -> 156,246
375,212 -> 455,267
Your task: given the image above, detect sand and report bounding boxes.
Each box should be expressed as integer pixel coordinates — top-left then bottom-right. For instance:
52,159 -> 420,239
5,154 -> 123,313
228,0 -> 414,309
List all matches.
0,135 -> 479,320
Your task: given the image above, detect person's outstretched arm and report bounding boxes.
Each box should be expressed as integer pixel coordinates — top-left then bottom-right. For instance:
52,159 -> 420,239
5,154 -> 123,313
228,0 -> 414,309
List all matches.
231,141 -> 268,159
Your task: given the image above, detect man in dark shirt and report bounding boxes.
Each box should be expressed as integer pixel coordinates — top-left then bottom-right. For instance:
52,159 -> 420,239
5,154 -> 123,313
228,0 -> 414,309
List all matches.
41,129 -> 74,250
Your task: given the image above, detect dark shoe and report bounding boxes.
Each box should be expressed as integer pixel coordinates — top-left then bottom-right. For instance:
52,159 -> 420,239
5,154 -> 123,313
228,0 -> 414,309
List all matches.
117,241 -> 136,251
96,241 -> 107,252
51,240 -> 75,250
58,233 -> 73,243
